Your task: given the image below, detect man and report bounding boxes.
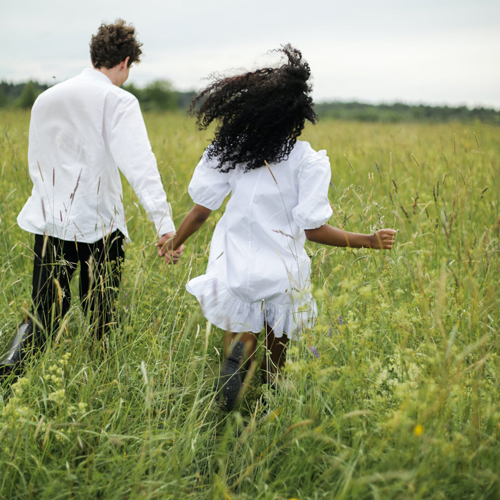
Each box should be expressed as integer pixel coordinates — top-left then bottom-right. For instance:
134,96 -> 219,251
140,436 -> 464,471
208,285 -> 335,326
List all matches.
0,20 -> 182,375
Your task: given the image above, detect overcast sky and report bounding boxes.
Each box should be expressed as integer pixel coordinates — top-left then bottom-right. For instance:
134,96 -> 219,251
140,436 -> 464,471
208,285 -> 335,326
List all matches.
2,0 -> 499,108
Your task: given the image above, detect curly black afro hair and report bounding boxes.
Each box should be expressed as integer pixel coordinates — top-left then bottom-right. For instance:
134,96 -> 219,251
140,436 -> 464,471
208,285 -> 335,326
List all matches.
190,44 -> 318,172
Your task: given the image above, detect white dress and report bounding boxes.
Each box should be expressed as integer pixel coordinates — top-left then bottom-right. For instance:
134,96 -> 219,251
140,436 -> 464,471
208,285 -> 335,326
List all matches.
186,141 -> 333,339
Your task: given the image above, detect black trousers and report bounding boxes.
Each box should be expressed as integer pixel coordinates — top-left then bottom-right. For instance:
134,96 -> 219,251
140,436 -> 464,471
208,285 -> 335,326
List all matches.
32,231 -> 125,340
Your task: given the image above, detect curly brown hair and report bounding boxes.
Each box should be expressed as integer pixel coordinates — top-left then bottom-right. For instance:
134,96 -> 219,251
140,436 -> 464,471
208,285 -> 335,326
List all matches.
190,45 -> 317,172
90,19 -> 142,69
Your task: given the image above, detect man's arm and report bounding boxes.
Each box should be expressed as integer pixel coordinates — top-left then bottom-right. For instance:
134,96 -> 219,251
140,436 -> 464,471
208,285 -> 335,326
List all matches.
108,94 -> 175,239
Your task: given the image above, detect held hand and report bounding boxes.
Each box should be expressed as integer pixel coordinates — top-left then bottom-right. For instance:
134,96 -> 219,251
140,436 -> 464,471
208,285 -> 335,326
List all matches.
154,205 -> 211,264
164,244 -> 184,264
370,229 -> 397,249
156,232 -> 184,264
156,232 -> 175,257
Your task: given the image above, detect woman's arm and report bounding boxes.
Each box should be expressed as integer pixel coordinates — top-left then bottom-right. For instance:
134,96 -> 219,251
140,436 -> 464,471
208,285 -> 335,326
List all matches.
172,204 -> 212,250
157,204 -> 212,262
305,225 -> 396,249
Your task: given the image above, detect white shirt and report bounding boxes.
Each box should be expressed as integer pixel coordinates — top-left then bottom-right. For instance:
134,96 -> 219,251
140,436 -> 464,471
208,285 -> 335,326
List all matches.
186,141 -> 333,338
17,68 -> 175,243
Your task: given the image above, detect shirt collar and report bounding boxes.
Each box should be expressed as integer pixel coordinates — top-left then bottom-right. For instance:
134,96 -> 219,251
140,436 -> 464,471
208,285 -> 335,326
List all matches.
82,68 -> 113,85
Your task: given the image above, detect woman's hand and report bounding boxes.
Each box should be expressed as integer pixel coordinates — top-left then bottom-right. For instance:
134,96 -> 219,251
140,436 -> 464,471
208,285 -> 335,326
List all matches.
156,232 -> 184,264
369,229 -> 397,249
156,204 -> 212,264
305,225 -> 397,249
163,243 -> 184,264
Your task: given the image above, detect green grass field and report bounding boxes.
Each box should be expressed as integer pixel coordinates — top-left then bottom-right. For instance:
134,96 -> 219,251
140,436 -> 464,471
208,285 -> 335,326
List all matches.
1,110 -> 499,499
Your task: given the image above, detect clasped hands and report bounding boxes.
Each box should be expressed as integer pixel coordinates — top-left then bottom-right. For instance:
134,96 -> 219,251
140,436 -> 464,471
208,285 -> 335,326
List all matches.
156,232 -> 184,264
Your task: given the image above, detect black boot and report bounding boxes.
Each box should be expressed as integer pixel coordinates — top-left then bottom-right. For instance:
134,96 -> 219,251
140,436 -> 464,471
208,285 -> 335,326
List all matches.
0,320 -> 35,376
217,340 -> 246,411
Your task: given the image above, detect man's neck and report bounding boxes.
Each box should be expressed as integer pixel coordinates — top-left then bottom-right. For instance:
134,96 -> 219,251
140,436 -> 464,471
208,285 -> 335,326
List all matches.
94,58 -> 130,87
95,67 -> 120,86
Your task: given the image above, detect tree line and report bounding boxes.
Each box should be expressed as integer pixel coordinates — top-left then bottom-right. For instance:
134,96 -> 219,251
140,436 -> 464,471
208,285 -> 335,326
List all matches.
315,101 -> 500,124
1,80 -> 499,124
0,80 -> 195,113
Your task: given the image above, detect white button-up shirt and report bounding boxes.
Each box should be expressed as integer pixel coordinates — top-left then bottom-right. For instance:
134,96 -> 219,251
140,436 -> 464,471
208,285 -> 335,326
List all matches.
18,68 -> 175,243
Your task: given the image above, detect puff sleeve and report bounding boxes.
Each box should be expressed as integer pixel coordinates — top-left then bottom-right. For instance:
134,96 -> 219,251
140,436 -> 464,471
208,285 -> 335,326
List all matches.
188,151 -> 231,210
292,149 -> 333,230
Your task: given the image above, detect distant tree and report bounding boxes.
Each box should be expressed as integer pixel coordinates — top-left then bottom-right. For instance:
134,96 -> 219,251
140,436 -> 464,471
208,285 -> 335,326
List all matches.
0,86 -> 7,107
16,81 -> 38,109
177,91 -> 197,110
122,80 -> 178,111
122,82 -> 143,102
0,81 -> 49,107
142,80 -> 178,111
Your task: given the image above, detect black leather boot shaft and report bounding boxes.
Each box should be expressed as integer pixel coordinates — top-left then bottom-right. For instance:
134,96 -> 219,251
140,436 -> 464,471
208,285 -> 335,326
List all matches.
217,340 -> 247,411
0,320 -> 35,376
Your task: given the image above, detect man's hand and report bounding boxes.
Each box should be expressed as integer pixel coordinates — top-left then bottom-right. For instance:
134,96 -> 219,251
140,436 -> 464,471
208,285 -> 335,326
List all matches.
156,232 -> 184,264
370,229 -> 397,249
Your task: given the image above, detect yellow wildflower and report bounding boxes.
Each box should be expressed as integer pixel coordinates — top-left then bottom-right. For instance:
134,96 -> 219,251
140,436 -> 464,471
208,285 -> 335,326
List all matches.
414,424 -> 424,436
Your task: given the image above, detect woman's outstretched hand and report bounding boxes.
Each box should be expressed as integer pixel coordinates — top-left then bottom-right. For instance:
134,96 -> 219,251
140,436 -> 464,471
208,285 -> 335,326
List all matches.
370,229 -> 397,249
305,225 -> 397,249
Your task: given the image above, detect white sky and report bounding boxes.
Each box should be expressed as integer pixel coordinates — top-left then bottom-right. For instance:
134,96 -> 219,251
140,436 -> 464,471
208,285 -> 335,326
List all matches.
2,0 -> 499,108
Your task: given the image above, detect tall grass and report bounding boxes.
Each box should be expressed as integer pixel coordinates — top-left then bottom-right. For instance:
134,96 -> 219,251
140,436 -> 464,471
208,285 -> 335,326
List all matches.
0,110 -> 499,499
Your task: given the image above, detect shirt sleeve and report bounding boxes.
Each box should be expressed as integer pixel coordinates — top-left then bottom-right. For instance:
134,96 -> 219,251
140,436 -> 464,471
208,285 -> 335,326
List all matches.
188,150 -> 231,210
109,93 -> 175,236
292,148 -> 333,230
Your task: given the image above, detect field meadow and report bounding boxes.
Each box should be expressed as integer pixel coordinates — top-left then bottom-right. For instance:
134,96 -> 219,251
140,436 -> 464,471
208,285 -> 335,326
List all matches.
0,110 -> 499,499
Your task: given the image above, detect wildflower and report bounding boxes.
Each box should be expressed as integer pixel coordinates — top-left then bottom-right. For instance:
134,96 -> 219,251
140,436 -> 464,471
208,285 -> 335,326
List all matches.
13,386 -> 24,397
269,408 -> 282,421
414,424 -> 424,436
375,369 -> 388,387
338,315 -> 343,325
48,389 -> 66,404
311,346 -> 320,359
333,294 -> 349,308
17,377 -> 30,387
